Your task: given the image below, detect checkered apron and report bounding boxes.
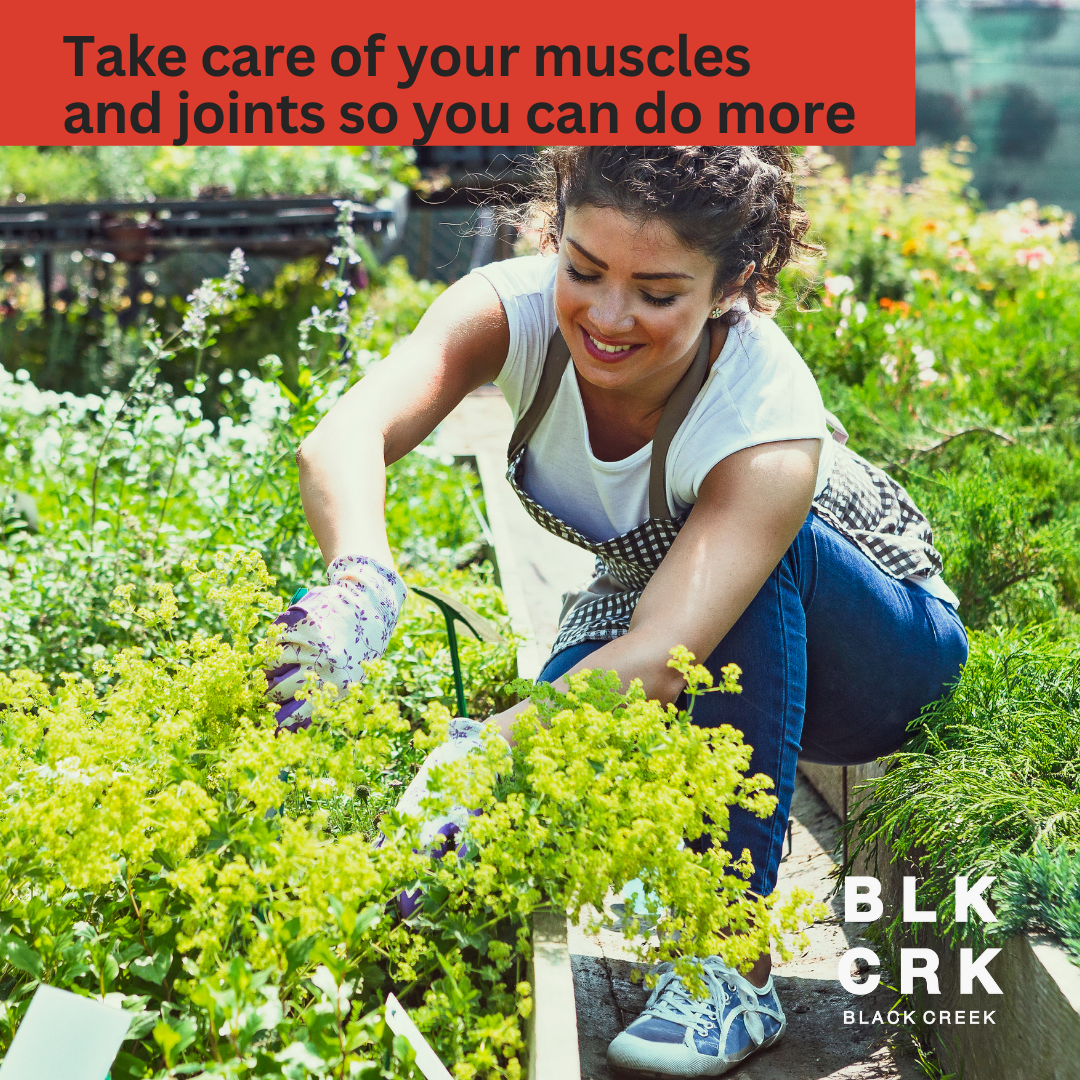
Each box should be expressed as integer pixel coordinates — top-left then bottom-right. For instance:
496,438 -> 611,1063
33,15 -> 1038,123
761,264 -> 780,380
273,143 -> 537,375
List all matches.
506,329 -> 944,656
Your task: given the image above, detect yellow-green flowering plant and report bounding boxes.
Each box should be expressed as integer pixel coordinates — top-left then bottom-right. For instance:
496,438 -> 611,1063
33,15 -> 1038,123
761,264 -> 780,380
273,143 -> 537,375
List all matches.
408,649 -> 821,997
0,552 -> 822,1079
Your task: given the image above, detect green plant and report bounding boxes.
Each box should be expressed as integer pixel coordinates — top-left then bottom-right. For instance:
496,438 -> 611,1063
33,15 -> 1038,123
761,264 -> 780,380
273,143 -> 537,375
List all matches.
0,146 -> 419,205
994,844 -> 1080,957
850,630 -> 1080,964
0,215 -> 472,693
912,445 -> 1080,631
776,141 -> 1080,641
0,555 -> 822,1078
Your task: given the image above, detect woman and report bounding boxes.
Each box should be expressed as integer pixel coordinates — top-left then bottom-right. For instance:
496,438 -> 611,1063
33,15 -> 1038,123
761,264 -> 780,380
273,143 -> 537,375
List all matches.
267,146 -> 968,1078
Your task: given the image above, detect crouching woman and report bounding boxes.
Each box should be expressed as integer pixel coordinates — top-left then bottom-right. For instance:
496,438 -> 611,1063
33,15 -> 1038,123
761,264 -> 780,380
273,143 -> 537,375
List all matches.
267,146 -> 968,1079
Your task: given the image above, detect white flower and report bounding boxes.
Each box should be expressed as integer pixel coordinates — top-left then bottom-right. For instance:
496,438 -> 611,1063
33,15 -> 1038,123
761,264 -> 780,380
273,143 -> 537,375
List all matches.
825,274 -> 855,297
31,427 -> 63,466
913,347 -> 939,385
1015,246 -> 1054,270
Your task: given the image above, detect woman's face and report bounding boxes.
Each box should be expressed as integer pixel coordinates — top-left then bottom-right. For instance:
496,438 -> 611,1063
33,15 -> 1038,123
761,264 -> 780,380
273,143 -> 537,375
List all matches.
553,204 -> 727,395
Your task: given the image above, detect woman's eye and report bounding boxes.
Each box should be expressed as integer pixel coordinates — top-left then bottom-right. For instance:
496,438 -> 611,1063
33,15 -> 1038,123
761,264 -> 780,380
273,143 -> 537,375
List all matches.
565,263 -> 677,307
565,264 -> 599,284
642,292 -> 677,308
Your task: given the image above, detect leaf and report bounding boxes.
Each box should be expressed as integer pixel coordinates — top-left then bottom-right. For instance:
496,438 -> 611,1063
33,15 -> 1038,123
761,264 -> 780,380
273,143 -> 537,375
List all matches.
353,903 -> 382,937
153,1015 -> 197,1068
153,1020 -> 181,1059
131,947 -> 172,986
123,1010 -> 159,1041
0,936 -> 42,978
275,1039 -> 327,1070
101,953 -> 120,986
309,964 -> 338,1000
356,962 -> 386,990
111,1049 -> 153,1080
284,934 -> 316,977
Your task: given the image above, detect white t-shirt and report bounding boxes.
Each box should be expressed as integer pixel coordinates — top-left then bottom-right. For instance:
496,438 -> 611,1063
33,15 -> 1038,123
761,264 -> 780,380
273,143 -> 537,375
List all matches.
474,253 -> 834,539
472,253 -> 958,606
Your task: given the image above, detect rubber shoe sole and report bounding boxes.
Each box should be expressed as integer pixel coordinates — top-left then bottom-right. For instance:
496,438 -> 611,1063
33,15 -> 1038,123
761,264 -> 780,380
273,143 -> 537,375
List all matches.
606,1021 -> 785,1078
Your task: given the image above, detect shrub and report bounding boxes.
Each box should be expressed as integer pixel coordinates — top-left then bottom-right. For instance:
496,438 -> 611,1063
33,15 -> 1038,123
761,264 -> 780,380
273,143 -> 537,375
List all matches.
0,557 -> 821,1078
850,630 -> 1080,961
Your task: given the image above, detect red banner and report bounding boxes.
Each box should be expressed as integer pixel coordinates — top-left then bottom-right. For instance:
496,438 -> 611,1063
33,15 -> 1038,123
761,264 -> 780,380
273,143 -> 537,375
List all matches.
1,1 -> 914,146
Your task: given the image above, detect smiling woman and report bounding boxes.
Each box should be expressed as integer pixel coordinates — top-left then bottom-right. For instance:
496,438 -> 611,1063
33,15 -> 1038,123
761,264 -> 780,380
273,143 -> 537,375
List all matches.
286,146 -> 970,1079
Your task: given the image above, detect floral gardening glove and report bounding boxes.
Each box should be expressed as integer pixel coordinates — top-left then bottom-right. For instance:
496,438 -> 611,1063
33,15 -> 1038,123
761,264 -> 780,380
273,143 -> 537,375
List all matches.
379,718 -> 498,917
265,554 -> 408,731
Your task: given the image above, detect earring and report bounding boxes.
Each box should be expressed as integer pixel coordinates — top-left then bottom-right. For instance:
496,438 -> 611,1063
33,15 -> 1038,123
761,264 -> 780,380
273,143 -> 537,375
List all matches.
709,306 -> 723,319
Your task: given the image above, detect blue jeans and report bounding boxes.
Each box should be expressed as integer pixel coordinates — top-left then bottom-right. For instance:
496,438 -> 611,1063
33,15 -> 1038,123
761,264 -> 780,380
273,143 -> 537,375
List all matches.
537,511 -> 969,897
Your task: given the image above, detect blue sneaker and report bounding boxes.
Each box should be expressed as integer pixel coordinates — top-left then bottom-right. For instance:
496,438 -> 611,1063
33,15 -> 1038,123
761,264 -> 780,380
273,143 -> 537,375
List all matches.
606,956 -> 786,1077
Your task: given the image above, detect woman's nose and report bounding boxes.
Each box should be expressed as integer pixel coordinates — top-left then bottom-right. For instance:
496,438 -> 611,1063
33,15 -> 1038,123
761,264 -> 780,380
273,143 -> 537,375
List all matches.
589,299 -> 634,335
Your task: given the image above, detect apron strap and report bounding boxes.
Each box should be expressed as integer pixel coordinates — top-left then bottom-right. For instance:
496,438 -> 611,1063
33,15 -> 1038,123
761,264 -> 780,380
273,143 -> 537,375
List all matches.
648,327 -> 712,520
507,328 -> 572,463
507,325 -> 714,520
824,409 -> 849,445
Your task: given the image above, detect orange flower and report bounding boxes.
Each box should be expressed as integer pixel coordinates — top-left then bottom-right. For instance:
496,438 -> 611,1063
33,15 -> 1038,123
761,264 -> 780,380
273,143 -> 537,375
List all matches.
878,298 -> 910,316
902,238 -> 921,256
876,226 -> 901,240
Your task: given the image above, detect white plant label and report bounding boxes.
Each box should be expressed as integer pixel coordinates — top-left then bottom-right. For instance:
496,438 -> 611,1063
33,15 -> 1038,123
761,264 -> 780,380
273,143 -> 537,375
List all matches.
384,993 -> 454,1080
0,984 -> 132,1080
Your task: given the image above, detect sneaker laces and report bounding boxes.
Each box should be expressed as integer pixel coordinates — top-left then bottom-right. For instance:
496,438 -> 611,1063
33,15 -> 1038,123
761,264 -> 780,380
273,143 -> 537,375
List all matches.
642,957 -> 768,1040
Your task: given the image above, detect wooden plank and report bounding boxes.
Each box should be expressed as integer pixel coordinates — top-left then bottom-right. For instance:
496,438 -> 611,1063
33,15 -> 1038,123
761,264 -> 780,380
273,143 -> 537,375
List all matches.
527,910 -> 581,1080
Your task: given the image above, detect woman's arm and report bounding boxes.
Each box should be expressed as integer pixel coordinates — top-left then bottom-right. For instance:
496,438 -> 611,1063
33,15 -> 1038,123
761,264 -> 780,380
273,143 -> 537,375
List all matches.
296,273 -> 510,569
493,437 -> 820,737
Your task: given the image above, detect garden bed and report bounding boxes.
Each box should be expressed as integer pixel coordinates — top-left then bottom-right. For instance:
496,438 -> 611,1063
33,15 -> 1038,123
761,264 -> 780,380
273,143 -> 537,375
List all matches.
5,141 -> 1080,1078
0,228 -> 819,1077
526,912 -> 580,1080
800,757 -> 1080,1079
439,435 -> 584,1078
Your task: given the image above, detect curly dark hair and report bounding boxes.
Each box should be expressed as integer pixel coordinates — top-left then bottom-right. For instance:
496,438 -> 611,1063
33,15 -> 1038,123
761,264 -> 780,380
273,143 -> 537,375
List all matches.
504,146 -> 816,324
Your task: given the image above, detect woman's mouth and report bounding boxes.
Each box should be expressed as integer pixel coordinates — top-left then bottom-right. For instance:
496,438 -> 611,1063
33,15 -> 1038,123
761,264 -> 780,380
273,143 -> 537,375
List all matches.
580,327 -> 644,363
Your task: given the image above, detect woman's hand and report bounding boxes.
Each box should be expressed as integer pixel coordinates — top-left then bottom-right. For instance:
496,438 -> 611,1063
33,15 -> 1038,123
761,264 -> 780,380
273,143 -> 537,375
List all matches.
273,273 -> 509,729
265,554 -> 407,730
506,438 -> 821,715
